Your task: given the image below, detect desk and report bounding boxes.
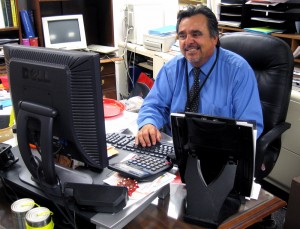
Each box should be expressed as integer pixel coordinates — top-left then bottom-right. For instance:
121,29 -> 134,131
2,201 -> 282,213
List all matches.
116,42 -> 178,98
100,56 -> 123,100
0,180 -> 286,229
125,184 -> 286,229
0,112 -> 287,229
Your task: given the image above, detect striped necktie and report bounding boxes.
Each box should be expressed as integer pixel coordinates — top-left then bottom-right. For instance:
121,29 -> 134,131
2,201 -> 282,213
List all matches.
187,67 -> 200,112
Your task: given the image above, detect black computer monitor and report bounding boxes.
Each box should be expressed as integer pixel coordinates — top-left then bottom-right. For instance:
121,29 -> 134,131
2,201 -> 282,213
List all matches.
3,44 -> 107,192
170,112 -> 255,226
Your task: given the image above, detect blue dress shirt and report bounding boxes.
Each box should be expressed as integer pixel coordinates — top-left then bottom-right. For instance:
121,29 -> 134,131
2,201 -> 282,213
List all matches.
137,47 -> 264,138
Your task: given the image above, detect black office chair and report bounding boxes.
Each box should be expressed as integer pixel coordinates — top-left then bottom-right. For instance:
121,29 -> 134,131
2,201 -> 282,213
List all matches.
220,32 -> 294,183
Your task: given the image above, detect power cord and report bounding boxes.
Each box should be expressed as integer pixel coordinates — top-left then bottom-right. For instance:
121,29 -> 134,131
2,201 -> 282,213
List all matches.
34,155 -> 78,229
0,174 -> 19,202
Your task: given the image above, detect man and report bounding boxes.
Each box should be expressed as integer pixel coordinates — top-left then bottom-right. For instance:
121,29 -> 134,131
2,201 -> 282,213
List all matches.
135,5 -> 263,147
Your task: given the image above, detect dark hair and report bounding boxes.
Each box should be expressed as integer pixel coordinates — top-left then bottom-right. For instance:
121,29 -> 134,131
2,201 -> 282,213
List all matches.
176,5 -> 219,40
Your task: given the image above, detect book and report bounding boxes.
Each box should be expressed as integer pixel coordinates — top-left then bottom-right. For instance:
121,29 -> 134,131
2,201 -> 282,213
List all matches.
244,26 -> 284,34
0,0 -> 8,27
293,46 -> 300,58
10,0 -> 17,27
148,25 -> 176,36
29,37 -> 38,46
0,1 -> 5,28
0,38 -> 19,45
19,10 -> 35,38
4,0 -> 13,27
22,38 -> 30,46
26,10 -> 36,36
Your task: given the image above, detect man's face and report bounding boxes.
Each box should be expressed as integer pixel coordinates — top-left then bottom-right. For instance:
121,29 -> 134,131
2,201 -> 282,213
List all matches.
177,14 -> 218,68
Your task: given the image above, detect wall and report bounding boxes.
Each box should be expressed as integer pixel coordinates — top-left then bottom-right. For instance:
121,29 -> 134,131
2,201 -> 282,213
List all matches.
112,0 -> 179,47
266,89 -> 300,193
112,0 -> 179,98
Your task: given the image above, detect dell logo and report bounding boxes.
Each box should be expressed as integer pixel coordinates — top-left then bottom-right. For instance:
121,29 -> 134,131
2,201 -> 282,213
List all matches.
22,67 -> 50,83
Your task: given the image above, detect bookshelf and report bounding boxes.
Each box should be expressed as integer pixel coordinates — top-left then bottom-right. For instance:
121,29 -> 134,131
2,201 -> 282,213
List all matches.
0,0 -> 22,76
218,26 -> 300,64
27,0 -> 71,47
27,0 -> 114,47
271,33 -> 300,64
0,0 -> 22,40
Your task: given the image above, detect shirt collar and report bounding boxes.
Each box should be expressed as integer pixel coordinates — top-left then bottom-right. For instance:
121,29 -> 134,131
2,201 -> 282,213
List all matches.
187,48 -> 218,76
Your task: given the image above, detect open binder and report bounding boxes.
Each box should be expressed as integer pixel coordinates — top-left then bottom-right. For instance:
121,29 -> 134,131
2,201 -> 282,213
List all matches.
170,112 -> 256,228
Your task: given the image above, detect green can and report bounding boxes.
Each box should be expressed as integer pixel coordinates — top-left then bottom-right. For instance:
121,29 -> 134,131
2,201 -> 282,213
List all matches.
25,207 -> 54,229
11,198 -> 35,229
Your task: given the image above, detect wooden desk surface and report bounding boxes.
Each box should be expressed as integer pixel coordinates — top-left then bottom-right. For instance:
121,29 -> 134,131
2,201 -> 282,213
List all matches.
100,56 -> 123,64
0,136 -> 287,229
124,183 -> 286,229
0,139 -> 286,229
0,180 -> 286,229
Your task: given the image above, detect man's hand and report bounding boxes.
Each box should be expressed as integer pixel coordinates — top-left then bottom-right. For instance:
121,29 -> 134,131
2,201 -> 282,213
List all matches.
135,124 -> 161,147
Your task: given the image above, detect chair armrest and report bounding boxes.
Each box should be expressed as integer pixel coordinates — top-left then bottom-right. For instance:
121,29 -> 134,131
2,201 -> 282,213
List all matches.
256,122 -> 291,154
255,122 -> 291,180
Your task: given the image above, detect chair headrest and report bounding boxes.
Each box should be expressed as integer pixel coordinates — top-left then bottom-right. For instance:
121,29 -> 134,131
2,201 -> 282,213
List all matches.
220,32 -> 293,70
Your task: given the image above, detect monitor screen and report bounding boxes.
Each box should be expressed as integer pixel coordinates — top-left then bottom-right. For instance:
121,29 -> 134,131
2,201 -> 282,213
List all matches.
4,44 -> 107,189
42,14 -> 87,50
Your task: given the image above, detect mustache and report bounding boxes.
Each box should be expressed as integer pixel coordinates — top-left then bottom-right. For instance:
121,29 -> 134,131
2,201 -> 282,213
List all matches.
184,45 -> 200,51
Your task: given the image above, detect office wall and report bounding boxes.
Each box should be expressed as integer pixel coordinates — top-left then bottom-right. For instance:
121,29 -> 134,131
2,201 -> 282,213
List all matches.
112,0 -> 179,47
266,89 -> 300,193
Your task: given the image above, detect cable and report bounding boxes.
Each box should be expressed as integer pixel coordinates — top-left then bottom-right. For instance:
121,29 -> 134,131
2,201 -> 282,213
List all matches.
34,155 -> 78,229
0,174 -> 19,202
120,25 -> 135,98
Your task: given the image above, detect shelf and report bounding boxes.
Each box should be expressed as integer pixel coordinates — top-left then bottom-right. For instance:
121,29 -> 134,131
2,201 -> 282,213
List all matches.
218,25 -> 244,33
138,62 -> 153,71
38,0 -> 70,2
271,33 -> 300,52
179,0 -> 202,4
0,27 -> 20,32
218,26 -> 300,64
0,0 -> 21,41
271,33 -> 300,40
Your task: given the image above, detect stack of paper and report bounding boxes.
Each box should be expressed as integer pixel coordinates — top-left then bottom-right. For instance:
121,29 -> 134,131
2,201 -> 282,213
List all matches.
293,46 -> 300,58
148,25 -> 176,36
104,171 -> 176,209
244,27 -> 284,34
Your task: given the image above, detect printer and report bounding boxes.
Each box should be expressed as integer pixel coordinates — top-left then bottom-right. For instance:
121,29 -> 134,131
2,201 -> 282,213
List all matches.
143,34 -> 176,52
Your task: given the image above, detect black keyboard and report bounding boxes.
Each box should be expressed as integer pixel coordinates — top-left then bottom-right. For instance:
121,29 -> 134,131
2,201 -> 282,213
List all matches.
106,133 -> 174,181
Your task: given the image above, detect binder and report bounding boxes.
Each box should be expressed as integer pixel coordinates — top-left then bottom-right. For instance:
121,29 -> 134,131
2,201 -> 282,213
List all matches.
10,0 -> 17,27
22,38 -> 30,46
29,37 -> 38,47
0,0 -> 9,27
0,1 -> 5,28
20,10 -> 35,38
4,0 -> 13,27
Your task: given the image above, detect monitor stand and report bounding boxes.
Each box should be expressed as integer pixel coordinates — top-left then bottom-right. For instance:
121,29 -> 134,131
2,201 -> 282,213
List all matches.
183,155 -> 241,228
19,164 -> 93,191
16,101 -> 95,196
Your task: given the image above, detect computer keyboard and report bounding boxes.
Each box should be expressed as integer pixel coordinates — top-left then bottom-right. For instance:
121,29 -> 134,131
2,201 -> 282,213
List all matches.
87,45 -> 118,54
106,133 -> 174,181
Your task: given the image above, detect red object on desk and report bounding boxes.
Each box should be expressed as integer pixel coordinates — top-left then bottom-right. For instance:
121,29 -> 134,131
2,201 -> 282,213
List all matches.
0,76 -> 9,90
103,98 -> 125,118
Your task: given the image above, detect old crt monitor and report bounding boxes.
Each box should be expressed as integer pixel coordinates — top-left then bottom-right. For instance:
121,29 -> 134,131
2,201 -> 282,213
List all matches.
170,112 -> 255,226
4,44 -> 107,191
42,14 -> 87,50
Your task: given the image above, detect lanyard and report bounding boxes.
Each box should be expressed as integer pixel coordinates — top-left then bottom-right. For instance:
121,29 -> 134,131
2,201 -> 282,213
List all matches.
185,47 -> 220,112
